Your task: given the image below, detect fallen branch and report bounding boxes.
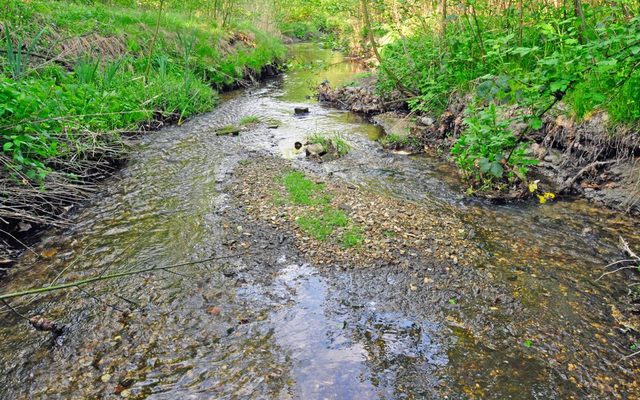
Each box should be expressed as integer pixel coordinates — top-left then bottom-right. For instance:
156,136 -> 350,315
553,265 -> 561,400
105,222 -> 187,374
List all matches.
560,160 -> 619,193
621,349 -> 640,361
0,253 -> 249,301
596,236 -> 639,281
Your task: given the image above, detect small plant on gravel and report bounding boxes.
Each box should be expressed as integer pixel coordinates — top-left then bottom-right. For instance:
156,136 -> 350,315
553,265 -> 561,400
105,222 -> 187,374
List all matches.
239,115 -> 260,125
333,136 -> 351,157
282,171 -> 329,205
306,134 -> 351,157
297,207 -> 349,240
280,170 -> 364,246
379,133 -> 420,149
216,125 -> 241,136
341,226 -> 364,248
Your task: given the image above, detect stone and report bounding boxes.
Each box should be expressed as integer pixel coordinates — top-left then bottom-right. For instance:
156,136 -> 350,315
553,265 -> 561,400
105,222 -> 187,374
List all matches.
294,107 -> 310,115
530,143 -> 547,159
216,126 -> 241,136
544,149 -> 564,165
419,117 -> 435,126
305,143 -> 326,157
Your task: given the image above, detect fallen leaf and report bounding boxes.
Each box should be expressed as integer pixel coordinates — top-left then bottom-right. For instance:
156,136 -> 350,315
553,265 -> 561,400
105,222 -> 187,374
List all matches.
207,306 -> 222,316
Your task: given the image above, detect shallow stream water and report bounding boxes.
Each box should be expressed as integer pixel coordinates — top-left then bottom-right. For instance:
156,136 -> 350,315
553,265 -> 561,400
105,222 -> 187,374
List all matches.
1,43 -> 639,399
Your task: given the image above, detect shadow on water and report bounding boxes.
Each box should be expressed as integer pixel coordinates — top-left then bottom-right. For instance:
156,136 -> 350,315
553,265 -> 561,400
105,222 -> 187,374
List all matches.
0,42 -> 639,399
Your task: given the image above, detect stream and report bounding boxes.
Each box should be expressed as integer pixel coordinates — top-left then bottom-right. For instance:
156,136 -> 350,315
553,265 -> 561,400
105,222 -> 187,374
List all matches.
1,43 -> 639,399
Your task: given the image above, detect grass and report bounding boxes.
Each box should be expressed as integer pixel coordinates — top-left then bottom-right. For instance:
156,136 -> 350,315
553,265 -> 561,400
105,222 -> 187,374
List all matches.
282,171 -> 328,205
1,0 -> 286,182
279,170 -> 365,244
239,115 -> 260,125
216,125 -> 241,136
379,133 -> 420,149
297,208 -> 348,240
341,227 -> 364,248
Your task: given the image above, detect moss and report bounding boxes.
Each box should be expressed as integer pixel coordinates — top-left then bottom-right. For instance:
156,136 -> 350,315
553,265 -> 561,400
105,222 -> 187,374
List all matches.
216,126 -> 241,136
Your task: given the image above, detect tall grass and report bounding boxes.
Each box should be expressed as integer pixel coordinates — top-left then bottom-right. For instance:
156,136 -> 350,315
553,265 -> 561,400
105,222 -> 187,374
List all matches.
0,0 -> 286,183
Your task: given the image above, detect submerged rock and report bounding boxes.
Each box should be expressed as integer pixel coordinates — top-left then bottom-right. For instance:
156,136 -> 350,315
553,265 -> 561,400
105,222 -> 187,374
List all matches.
216,126 -> 241,136
294,107 -> 310,115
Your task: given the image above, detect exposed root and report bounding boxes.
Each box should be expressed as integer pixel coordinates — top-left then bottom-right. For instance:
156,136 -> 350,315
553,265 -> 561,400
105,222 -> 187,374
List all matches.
317,78 -> 407,114
597,237 -> 639,281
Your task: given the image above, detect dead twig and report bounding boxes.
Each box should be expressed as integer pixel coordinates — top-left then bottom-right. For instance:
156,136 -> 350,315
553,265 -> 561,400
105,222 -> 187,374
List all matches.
596,236 -> 639,281
0,252 -> 254,301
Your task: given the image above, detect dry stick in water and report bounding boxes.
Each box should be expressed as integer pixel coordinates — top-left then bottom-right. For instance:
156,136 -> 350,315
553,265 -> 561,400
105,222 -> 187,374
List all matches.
596,236 -> 640,361
0,253 -> 250,301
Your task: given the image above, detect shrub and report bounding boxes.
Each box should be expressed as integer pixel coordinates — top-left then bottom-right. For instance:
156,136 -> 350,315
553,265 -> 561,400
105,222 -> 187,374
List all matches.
450,101 -> 537,191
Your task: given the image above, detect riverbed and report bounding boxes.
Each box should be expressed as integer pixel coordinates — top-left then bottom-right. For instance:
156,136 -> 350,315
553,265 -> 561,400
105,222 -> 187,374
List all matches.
1,43 -> 639,399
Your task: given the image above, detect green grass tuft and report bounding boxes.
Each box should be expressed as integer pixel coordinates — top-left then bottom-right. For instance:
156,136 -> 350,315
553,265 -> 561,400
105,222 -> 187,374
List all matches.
306,133 -> 351,157
297,208 -> 349,240
282,171 -> 328,205
239,115 -> 260,125
341,226 -> 364,248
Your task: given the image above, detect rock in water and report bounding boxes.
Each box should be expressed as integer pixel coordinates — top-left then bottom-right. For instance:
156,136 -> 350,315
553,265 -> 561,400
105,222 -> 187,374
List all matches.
294,107 -> 310,115
305,143 -> 326,157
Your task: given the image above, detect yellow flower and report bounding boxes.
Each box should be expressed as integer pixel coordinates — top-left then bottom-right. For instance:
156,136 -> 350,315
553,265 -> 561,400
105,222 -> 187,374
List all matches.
543,192 -> 556,200
528,180 -> 539,193
538,195 -> 547,204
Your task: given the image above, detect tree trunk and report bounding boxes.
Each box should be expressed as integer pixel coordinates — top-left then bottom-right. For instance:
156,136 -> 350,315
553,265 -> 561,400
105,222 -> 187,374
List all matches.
440,0 -> 447,38
574,0 -> 586,43
360,0 -> 416,96
518,0 -> 524,45
144,0 -> 164,80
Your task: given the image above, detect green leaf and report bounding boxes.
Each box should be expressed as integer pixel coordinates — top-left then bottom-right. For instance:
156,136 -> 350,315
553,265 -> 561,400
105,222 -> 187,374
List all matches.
489,161 -> 504,178
478,157 -> 491,173
550,80 -> 569,92
3,142 -> 13,151
529,117 -> 543,130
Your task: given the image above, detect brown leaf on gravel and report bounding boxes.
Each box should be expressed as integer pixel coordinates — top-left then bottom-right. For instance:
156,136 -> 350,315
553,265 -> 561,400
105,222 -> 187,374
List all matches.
207,306 -> 222,316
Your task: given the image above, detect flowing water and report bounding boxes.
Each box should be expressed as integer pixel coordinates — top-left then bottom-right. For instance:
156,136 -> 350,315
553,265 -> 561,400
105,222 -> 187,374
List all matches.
1,43 -> 639,399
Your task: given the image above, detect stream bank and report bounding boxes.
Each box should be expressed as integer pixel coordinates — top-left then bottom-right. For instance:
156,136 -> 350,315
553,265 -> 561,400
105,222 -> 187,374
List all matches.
318,79 -> 640,215
1,43 -> 639,399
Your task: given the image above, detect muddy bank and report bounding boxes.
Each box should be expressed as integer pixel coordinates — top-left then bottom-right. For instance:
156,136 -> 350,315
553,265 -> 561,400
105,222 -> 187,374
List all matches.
318,81 -> 640,215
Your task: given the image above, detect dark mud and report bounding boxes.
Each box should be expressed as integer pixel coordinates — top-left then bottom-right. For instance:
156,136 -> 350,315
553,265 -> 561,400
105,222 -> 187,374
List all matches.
1,43 -> 639,399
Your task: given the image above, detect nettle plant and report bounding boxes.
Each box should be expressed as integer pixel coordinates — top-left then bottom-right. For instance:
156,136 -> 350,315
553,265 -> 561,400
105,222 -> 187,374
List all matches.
451,100 -> 536,192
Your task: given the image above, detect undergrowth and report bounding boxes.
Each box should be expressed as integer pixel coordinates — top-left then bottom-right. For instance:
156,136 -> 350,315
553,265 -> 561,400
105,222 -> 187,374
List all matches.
0,0 -> 285,183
